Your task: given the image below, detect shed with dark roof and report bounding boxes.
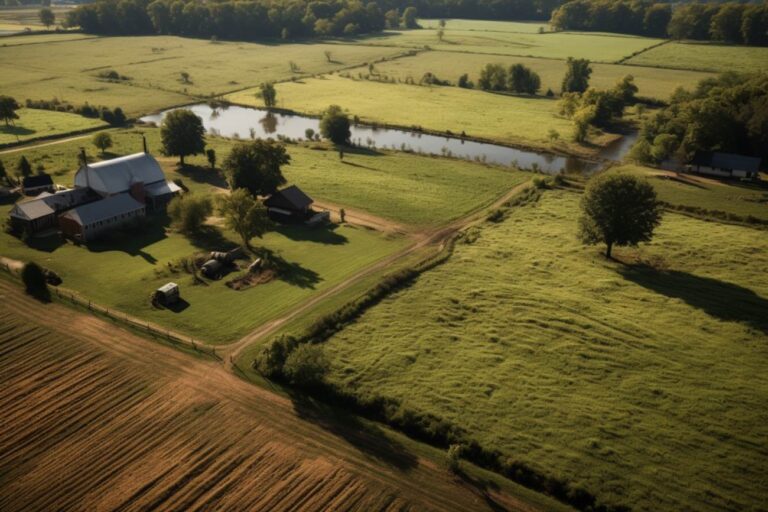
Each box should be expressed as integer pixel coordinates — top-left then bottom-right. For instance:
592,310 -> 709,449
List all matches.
692,152 -> 761,179
263,185 -> 313,220
21,174 -> 54,196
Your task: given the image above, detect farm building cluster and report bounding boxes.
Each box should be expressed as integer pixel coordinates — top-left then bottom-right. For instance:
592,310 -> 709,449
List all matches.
9,147 -> 180,241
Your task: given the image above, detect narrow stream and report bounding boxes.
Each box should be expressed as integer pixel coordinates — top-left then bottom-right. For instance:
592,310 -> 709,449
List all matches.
141,103 -> 638,174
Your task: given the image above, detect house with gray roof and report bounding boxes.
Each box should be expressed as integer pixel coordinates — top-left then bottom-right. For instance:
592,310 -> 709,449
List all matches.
9,188 -> 97,234
59,193 -> 146,242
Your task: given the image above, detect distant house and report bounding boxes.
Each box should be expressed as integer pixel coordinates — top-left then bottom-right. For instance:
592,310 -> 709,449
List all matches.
9,188 -> 96,234
264,185 -> 313,221
59,193 -> 146,241
21,173 -> 54,196
691,152 -> 761,179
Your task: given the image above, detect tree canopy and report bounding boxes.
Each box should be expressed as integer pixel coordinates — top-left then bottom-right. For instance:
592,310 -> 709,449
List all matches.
562,58 -> 592,94
218,188 -> 272,248
319,105 -> 351,145
0,96 -> 20,127
21,262 -> 50,302
578,173 -> 662,258
161,109 -> 205,166
92,132 -> 113,155
223,140 -> 289,196
260,82 -> 277,108
39,7 -> 55,28
168,194 -> 212,233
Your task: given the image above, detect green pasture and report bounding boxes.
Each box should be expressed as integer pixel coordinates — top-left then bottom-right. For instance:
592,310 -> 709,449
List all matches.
0,34 -> 407,115
320,190 -> 768,512
625,41 -> 768,73
0,108 -> 105,146
361,28 -> 663,62
355,50 -> 714,100
0,5 -> 73,31
228,75 -> 581,154
419,19 -> 549,34
608,165 -> 768,221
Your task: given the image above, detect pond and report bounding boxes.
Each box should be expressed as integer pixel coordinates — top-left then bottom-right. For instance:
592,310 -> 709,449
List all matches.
141,103 -> 638,175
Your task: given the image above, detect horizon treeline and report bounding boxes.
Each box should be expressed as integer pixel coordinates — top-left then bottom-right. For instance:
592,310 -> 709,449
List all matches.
551,0 -> 768,45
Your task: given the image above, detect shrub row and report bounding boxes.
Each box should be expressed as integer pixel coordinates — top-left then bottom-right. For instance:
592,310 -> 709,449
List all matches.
661,201 -> 768,227
25,98 -> 127,126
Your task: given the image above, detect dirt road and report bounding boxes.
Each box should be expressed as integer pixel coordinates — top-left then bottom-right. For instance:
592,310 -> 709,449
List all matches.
0,277 -> 551,512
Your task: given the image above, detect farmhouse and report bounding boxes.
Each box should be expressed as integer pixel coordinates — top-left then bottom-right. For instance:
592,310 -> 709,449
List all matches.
264,185 -> 313,221
8,188 -> 96,234
21,173 -> 54,196
691,152 -> 762,179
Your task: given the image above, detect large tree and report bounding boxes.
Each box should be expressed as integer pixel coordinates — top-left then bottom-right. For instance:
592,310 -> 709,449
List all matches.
319,105 -> 351,145
508,64 -> 541,94
0,96 -> 20,127
562,57 -> 592,93
161,109 -> 205,166
478,63 -> 507,91
167,194 -> 212,233
218,188 -> 272,248
578,173 -> 662,258
91,132 -> 113,155
260,82 -> 277,108
223,140 -> 289,196
21,262 -> 50,302
39,7 -> 55,28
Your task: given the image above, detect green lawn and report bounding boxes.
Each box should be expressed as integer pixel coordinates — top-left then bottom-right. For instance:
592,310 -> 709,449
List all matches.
360,28 -> 663,62
0,108 -> 105,145
228,74 -> 582,154
355,50 -> 714,100
0,34 -> 408,116
419,19 -> 550,34
318,190 -> 768,512
625,41 -> 768,73
608,165 -> 768,222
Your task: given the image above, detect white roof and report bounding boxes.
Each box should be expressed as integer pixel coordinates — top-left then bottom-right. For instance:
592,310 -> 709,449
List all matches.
10,199 -> 54,221
61,193 -> 144,226
74,152 -> 165,196
145,180 -> 182,197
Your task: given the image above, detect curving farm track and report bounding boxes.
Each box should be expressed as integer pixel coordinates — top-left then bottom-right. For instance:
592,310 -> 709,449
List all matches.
0,278 -> 548,512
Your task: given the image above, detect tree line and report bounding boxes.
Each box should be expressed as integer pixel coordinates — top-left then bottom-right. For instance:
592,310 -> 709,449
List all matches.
630,72 -> 768,165
550,0 -> 768,45
376,0 -> 566,21
69,0 -> 397,39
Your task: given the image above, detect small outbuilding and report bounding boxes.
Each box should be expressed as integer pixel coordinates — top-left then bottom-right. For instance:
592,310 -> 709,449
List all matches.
691,152 -> 761,179
264,185 -> 313,221
156,282 -> 180,305
21,174 -> 55,196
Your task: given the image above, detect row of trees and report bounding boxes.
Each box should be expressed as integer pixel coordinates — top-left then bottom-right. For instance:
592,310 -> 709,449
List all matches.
630,72 -> 768,165
551,0 -> 768,45
67,0 -> 416,39
377,0 -> 566,22
478,63 -> 542,94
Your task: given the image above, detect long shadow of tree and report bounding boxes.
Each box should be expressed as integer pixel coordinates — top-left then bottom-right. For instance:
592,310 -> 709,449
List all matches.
87,215 -> 171,264
275,224 -> 348,245
252,247 -> 321,288
620,264 -> 768,334
176,164 -> 228,189
291,393 -> 418,472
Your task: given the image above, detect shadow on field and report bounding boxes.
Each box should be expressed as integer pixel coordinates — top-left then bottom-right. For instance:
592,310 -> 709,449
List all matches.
188,225 -> 238,252
252,247 -> 322,289
620,264 -> 768,333
0,125 -> 35,138
88,215 -> 170,264
275,223 -> 348,245
291,394 -> 418,471
455,469 -> 508,512
176,164 -> 228,189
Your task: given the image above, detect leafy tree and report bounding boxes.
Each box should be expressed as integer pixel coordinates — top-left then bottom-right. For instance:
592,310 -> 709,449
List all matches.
206,148 -> 216,169
401,6 -> 418,29
572,105 -> 595,143
741,5 -> 768,46
160,109 -> 205,166
21,262 -> 50,302
508,64 -> 541,94
305,128 -> 315,140
260,82 -> 277,108
447,444 -> 463,473
562,57 -> 592,93
218,188 -> 272,248
179,71 -> 191,83
579,173 -> 661,258
319,105 -> 351,145
282,344 -> 329,388
478,63 -> 507,91
547,129 -> 560,143
167,194 -> 212,233
643,4 -> 671,38
223,140 -> 289,196
613,74 -> 638,105
0,96 -> 20,126
710,3 -> 744,43
384,8 -> 400,29
39,7 -> 55,28
17,156 -> 32,178
91,132 -> 113,155
457,73 -> 473,89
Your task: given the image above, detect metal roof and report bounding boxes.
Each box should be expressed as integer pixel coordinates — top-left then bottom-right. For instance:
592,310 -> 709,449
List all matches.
692,152 -> 761,173
74,152 -> 166,196
10,198 -> 55,221
264,185 -> 313,211
145,180 -> 182,197
61,193 -> 145,226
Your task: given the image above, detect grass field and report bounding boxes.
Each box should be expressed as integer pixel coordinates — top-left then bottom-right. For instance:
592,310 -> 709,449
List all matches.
608,165 -> 768,221
361,27 -> 663,62
354,51 -> 714,100
318,190 -> 768,511
419,19 -> 550,34
0,5 -> 73,32
228,74 -> 580,153
0,280 -> 570,511
0,108 -> 105,145
625,41 -> 768,73
0,34 -> 407,115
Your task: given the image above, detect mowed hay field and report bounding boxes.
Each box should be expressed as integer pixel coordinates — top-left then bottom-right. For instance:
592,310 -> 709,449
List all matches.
625,41 -> 768,73
319,190 -> 768,511
0,279 -> 566,512
0,34 -> 407,115
352,51 -> 715,100
229,75 -> 577,152
0,5 -> 73,32
0,108 -> 105,145
361,26 -> 663,62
